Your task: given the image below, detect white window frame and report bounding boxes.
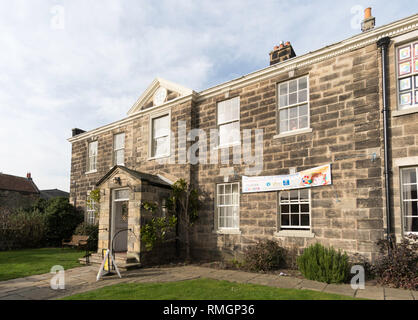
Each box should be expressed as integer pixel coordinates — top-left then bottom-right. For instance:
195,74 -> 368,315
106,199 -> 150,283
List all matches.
149,111 -> 171,159
400,167 -> 418,235
216,96 -> 240,148
395,40 -> 418,110
277,76 -> 310,135
87,141 -> 98,173
86,191 -> 98,225
278,189 -> 311,230
113,133 -> 125,166
216,182 -> 240,231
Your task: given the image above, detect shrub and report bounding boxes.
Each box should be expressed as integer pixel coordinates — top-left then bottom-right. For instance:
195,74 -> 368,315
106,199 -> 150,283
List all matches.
297,243 -> 350,284
372,235 -> 418,290
44,197 -> 84,246
1,209 -> 47,248
243,240 -> 285,272
74,222 -> 99,252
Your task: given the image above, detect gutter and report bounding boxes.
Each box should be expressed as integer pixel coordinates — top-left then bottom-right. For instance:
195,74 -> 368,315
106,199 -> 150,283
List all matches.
377,36 -> 393,249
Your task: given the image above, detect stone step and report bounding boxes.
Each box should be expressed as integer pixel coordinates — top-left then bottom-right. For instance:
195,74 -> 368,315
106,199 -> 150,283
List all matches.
79,257 -> 141,271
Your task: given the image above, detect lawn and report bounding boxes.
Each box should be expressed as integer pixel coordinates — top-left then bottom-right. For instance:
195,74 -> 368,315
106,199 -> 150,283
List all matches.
63,278 -> 359,300
0,248 -> 85,281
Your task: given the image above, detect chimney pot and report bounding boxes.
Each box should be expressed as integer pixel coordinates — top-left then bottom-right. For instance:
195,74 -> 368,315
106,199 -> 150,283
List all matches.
27,172 -> 32,180
361,7 -> 375,32
270,41 -> 296,66
72,128 -> 86,137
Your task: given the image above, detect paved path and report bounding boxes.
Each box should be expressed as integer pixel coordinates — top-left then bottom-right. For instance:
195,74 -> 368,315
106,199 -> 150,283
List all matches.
0,265 -> 416,300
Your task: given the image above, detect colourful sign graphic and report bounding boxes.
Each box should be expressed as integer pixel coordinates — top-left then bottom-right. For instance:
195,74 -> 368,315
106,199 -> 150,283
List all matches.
242,164 -> 332,193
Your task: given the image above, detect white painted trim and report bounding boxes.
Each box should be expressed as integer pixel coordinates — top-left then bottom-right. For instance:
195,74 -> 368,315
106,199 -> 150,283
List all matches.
148,109 -> 172,160
85,170 -> 97,175
215,229 -> 241,235
274,230 -> 315,238
156,174 -> 174,185
392,106 -> 418,117
127,77 -> 193,115
273,128 -> 313,139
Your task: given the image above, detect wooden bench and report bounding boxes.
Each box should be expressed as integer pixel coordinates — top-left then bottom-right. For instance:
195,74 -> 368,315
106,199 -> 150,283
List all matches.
62,235 -> 89,249
62,235 -> 91,264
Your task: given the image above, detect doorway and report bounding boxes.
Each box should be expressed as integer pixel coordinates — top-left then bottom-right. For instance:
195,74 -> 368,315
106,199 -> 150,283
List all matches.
111,188 -> 129,252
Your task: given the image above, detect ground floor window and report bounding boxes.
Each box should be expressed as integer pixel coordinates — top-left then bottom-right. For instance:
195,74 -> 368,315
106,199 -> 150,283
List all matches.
279,189 -> 310,230
216,182 -> 240,230
86,191 -> 99,225
400,167 -> 418,234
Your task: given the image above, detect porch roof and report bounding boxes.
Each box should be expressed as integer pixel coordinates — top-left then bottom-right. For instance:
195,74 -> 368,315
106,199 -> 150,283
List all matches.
95,166 -> 172,189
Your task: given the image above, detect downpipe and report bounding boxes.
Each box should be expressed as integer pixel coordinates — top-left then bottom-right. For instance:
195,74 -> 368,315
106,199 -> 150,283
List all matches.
377,36 -> 393,253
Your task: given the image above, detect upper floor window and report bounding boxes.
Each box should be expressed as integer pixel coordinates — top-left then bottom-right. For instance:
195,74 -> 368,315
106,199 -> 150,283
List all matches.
217,96 -> 240,147
400,167 -> 418,234
151,114 -> 170,158
87,141 -> 98,172
113,133 -> 125,165
278,76 -> 309,134
216,182 -> 240,230
279,189 -> 310,230
397,42 -> 418,110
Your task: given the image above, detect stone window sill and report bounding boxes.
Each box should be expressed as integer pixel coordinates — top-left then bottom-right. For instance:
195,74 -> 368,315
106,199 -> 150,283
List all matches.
85,170 -> 97,175
392,106 -> 418,117
274,230 -> 315,238
214,229 -> 241,235
148,154 -> 170,161
273,128 -> 313,139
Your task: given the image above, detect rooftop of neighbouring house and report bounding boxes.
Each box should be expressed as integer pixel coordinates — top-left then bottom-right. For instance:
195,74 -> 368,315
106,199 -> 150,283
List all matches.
0,172 -> 40,194
40,189 -> 69,200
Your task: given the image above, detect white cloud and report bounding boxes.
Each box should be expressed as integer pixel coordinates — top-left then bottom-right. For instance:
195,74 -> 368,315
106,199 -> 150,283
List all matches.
0,0 -> 416,191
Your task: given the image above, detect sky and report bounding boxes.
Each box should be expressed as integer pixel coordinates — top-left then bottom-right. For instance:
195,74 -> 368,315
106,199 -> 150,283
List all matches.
0,1 -> 417,192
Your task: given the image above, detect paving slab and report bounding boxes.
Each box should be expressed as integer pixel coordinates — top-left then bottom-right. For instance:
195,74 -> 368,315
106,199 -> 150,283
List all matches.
296,279 -> 328,292
355,286 -> 384,300
323,284 -> 356,298
0,294 -> 30,300
384,287 -> 414,300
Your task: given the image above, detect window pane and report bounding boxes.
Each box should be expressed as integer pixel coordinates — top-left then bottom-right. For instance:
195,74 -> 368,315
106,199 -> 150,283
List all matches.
218,97 -> 240,124
301,214 -> 310,226
114,133 -> 125,150
289,118 -> 298,131
232,183 -> 239,194
289,106 -> 298,118
289,80 -> 297,93
300,189 -> 309,201
280,191 -> 289,202
290,190 -> 298,202
279,95 -> 288,107
281,205 -> 289,213
280,120 -> 288,133
301,204 -> 309,213
399,77 -> 412,91
291,204 -> 299,213
218,184 -> 225,195
299,77 -> 308,90
279,109 -> 288,121
299,104 -> 308,116
289,92 -> 297,105
115,149 -> 124,165
153,115 -> 169,138
299,116 -> 308,129
153,136 -> 169,157
115,189 -> 129,200
279,83 -> 288,95
281,214 -> 290,226
405,217 -> 418,233
298,89 -> 308,103
219,121 -> 240,146
402,168 -> 417,184
291,215 -> 300,226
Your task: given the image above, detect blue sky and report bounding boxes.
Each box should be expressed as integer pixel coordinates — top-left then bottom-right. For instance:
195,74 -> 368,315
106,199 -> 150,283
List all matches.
0,1 -> 417,192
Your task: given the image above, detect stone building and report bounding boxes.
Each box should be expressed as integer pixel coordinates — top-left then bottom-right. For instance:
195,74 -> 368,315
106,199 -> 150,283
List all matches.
0,173 -> 40,213
68,10 -> 418,265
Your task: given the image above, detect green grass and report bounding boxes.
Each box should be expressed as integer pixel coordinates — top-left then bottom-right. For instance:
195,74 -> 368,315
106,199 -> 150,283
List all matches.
63,278 -> 359,300
0,248 -> 85,281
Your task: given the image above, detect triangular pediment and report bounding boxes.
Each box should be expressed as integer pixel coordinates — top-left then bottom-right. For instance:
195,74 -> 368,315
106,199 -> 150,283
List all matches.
127,78 -> 193,115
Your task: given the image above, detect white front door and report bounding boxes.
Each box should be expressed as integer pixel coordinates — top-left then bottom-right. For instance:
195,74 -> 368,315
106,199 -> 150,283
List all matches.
111,189 -> 129,252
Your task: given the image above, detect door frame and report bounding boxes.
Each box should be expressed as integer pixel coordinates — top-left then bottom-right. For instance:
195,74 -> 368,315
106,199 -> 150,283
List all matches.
110,188 -> 130,252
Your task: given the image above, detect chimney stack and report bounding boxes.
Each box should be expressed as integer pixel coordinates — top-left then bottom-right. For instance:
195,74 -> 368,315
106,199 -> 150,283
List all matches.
27,172 -> 32,180
361,7 -> 375,32
269,41 -> 296,66
72,128 -> 85,137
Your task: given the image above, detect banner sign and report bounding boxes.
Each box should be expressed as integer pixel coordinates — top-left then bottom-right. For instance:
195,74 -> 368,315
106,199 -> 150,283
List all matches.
242,164 -> 332,193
